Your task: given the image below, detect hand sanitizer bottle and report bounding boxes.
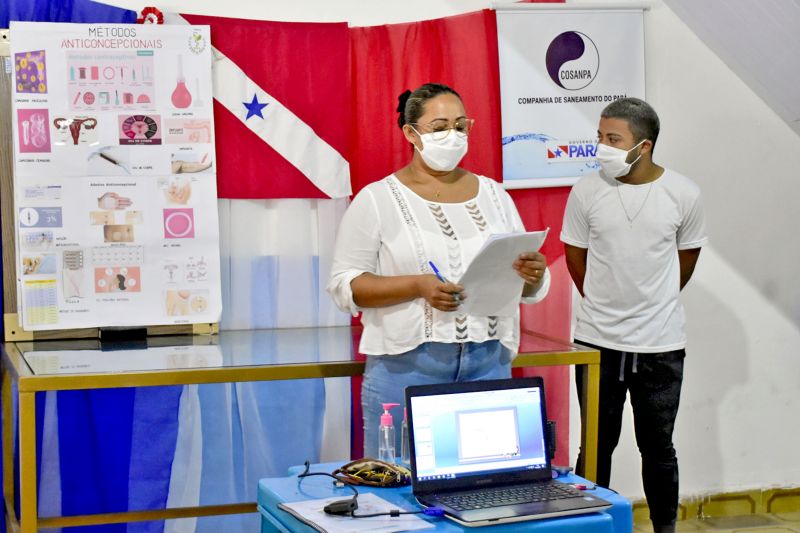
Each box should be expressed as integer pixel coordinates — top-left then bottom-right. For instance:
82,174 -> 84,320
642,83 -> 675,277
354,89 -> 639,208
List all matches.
400,407 -> 410,465
378,403 -> 400,464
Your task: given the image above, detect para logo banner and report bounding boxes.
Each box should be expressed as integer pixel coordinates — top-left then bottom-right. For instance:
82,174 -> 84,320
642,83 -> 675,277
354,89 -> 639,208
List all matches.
496,7 -> 645,188
546,140 -> 597,162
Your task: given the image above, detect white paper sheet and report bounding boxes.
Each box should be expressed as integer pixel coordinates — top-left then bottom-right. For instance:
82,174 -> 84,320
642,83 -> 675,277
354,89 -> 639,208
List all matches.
277,492 -> 433,533
456,229 -> 549,317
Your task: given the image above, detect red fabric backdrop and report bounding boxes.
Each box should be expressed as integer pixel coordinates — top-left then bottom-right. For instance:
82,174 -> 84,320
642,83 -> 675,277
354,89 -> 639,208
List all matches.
349,10 -> 502,195
349,8 -> 573,466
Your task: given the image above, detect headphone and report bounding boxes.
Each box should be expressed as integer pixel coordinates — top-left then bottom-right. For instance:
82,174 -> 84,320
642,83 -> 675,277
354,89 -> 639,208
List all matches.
295,461 -> 444,519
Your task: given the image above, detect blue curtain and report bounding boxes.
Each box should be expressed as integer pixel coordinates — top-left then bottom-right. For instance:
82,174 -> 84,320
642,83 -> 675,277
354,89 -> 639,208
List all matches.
36,379 -> 327,532
1,0 -> 136,28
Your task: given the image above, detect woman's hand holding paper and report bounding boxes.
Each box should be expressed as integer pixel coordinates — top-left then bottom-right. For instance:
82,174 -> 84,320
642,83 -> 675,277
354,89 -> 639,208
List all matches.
513,251 -> 547,286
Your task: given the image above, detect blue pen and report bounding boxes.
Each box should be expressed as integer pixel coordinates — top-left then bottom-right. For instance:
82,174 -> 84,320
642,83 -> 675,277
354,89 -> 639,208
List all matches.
428,261 -> 461,302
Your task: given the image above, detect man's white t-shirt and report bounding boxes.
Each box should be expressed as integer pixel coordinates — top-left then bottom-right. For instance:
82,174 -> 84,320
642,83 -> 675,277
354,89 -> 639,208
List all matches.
560,169 -> 707,352
328,174 -> 550,356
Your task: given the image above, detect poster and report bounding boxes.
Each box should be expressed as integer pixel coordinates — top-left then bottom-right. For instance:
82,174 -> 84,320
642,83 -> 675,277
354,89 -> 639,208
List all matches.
496,7 -> 645,188
10,21 -> 222,330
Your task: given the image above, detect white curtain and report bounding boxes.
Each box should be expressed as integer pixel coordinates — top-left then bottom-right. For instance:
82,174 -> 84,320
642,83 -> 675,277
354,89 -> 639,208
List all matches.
217,198 -> 351,330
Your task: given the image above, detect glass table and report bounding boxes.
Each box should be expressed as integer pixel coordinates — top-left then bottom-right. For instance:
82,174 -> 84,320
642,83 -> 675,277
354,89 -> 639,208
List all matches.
1,327 -> 599,532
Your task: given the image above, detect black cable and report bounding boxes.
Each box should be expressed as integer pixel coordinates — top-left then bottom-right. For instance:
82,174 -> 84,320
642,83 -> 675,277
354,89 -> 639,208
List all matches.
297,461 -> 360,515
293,460 -> 444,519
352,508 -> 445,518
298,461 -> 360,497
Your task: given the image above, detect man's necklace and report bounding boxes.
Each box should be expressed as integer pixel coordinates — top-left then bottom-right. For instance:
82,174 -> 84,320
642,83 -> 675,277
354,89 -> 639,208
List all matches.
616,180 -> 653,226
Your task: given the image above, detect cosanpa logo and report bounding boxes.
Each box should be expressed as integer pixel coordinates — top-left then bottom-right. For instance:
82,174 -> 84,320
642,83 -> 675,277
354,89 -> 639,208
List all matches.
545,31 -> 599,90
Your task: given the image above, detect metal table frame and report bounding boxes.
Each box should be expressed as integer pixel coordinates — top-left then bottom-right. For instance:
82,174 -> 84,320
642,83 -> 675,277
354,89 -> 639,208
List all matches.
1,328 -> 599,532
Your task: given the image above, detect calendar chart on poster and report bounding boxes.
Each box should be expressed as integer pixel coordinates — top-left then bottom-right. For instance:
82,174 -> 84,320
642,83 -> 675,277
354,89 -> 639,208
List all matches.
10,21 -> 222,330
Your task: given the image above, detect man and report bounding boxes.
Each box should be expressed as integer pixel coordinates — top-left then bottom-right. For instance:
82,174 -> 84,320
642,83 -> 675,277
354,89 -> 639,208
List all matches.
561,98 -> 706,533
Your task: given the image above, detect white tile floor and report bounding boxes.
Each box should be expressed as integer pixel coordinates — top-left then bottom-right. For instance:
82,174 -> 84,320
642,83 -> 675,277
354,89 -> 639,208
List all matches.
634,512 -> 800,533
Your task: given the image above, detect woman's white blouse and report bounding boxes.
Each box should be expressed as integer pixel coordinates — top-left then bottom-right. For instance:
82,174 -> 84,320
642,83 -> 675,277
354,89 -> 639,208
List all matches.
327,174 -> 550,356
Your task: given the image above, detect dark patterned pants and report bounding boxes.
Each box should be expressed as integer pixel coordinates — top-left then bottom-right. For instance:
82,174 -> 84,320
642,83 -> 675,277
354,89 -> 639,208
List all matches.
575,340 -> 685,527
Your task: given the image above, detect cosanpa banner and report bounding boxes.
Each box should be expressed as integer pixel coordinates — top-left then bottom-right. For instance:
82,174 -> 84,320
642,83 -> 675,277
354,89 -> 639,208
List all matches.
496,6 -> 645,188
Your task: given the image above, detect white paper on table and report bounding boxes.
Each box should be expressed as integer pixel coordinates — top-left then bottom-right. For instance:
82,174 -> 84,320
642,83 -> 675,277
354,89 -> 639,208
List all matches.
277,492 -> 434,533
457,228 -> 549,317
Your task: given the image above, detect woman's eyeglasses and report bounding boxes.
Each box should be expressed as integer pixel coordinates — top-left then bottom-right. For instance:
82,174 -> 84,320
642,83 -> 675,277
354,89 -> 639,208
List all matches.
409,118 -> 475,141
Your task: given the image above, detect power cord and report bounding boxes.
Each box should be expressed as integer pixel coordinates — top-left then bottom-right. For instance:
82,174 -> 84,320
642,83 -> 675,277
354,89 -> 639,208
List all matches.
297,461 -> 360,515
352,508 -> 445,518
552,465 -> 619,495
295,461 -> 444,519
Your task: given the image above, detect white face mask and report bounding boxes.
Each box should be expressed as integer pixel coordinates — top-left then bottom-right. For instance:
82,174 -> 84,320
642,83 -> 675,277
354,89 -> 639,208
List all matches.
411,127 -> 468,172
596,140 -> 645,178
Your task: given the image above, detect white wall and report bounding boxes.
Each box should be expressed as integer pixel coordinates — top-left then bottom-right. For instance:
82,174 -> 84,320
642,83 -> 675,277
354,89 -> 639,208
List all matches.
104,0 -> 492,26
582,0 -> 800,500
109,0 -> 800,501
614,3 -> 800,495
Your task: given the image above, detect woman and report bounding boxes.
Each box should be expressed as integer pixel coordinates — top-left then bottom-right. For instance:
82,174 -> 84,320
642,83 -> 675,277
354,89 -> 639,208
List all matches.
327,83 -> 550,458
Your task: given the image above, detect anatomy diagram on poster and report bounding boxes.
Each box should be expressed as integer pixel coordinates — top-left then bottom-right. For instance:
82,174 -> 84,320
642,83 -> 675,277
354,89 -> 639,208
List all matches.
10,21 -> 222,330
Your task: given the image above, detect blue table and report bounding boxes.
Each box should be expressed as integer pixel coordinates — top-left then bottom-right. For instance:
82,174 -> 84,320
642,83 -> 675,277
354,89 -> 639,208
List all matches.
258,463 -> 632,533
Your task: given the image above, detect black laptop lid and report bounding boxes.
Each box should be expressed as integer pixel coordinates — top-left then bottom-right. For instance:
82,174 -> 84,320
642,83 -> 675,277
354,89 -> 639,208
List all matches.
405,377 -> 553,495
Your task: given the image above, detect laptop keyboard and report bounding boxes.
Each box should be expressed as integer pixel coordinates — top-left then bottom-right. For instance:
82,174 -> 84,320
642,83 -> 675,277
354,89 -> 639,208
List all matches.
438,482 -> 583,511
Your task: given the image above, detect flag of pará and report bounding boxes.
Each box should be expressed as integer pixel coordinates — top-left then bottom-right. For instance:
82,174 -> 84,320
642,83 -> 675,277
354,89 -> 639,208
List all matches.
168,13 -> 352,199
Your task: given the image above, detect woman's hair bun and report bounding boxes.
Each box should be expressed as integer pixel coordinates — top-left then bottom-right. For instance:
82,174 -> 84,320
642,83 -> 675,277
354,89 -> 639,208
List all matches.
396,89 -> 412,115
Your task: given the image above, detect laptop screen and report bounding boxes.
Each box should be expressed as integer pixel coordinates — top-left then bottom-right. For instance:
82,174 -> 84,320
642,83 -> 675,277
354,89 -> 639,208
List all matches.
408,383 -> 549,483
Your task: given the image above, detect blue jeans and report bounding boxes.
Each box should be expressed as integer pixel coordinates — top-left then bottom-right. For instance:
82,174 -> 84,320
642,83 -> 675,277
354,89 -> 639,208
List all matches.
361,340 -> 512,459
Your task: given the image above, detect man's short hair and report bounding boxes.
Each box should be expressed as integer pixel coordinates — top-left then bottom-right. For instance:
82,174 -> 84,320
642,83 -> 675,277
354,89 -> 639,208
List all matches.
601,97 -> 660,149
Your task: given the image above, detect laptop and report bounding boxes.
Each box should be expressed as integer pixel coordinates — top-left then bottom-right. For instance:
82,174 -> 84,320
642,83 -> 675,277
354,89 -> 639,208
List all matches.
405,377 -> 611,527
